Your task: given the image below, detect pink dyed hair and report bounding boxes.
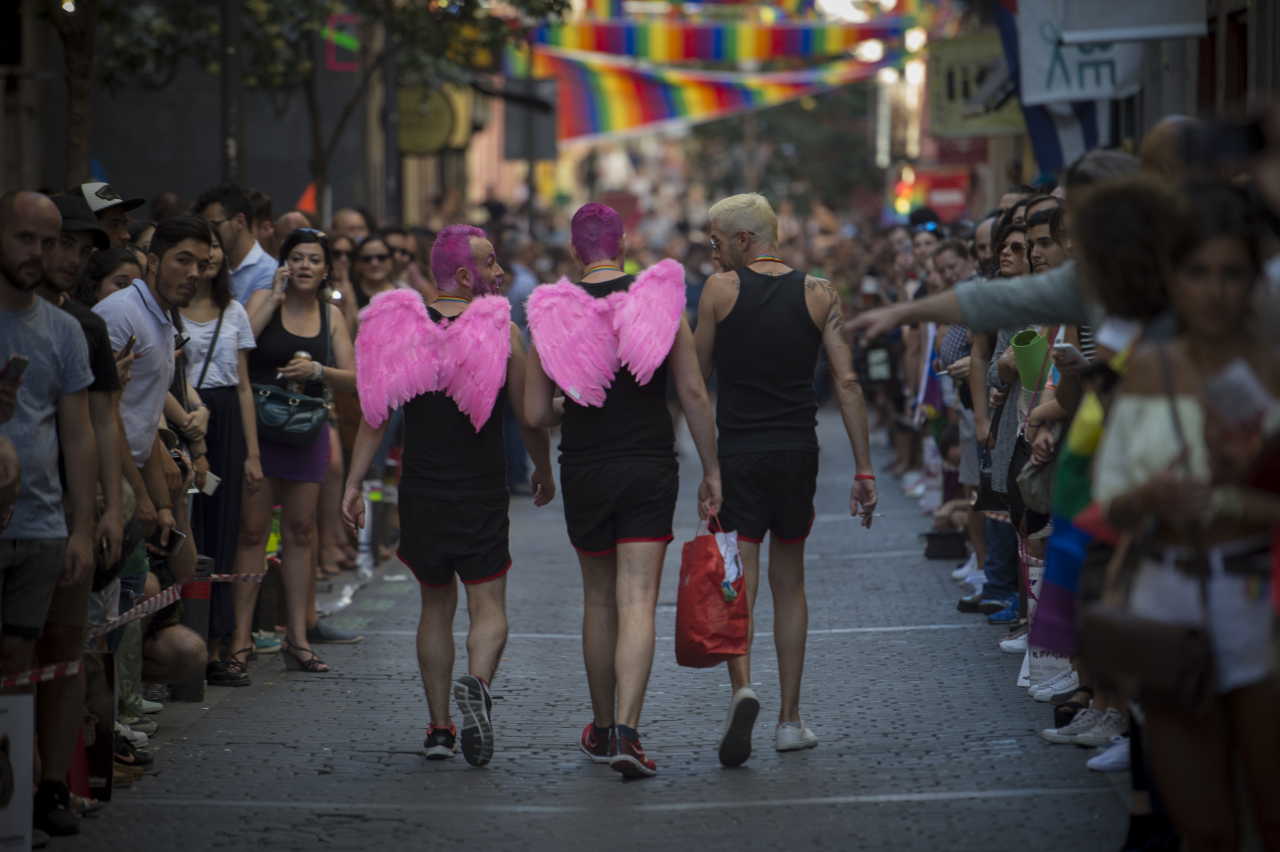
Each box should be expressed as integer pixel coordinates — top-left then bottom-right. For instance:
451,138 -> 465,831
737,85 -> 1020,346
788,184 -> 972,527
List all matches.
430,224 -> 489,291
571,202 -> 623,265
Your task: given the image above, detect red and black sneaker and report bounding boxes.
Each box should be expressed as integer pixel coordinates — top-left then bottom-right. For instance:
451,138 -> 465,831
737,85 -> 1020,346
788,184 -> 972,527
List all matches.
609,733 -> 657,778
580,723 -> 612,764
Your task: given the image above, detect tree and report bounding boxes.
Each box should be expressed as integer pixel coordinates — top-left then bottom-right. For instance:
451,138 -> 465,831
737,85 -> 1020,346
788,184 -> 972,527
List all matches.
83,0 -> 567,209
42,0 -> 101,186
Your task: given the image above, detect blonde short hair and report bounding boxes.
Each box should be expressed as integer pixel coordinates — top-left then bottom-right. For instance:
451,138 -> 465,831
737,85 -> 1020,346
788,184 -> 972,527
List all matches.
708,193 -> 779,247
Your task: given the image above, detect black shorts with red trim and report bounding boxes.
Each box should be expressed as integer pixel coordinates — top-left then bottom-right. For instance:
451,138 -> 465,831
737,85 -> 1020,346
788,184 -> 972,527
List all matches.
397,492 -> 512,588
561,459 -> 679,555
714,450 -> 818,544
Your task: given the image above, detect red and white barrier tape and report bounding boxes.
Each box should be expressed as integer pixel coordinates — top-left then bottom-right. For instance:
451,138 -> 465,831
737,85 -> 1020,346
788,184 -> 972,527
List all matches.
1,658 -> 82,689
87,583 -> 182,639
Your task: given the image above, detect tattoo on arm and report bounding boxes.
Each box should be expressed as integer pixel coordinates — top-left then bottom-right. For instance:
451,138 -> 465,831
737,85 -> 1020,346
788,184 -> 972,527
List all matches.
827,307 -> 849,345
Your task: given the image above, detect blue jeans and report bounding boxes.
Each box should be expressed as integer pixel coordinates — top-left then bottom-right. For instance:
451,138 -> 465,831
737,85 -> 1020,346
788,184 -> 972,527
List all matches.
983,518 -> 1019,599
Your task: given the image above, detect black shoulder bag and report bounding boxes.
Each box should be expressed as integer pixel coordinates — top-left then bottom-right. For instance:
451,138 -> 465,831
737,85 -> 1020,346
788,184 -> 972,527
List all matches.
251,304 -> 332,447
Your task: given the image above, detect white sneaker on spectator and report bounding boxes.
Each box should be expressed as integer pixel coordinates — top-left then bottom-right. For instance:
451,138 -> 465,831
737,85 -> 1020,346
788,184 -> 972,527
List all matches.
1073,709 -> 1127,747
117,713 -> 157,736
1087,736 -> 1131,772
1033,670 -> 1079,702
115,722 -> 148,746
1039,707 -> 1101,744
1027,668 -> 1073,700
902,470 -> 923,488
999,634 -> 1027,654
775,722 -> 818,752
140,698 -> 163,714
952,554 -> 979,580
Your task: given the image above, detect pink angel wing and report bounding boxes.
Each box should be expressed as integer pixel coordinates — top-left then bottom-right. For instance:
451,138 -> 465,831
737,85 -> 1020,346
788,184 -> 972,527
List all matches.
610,258 -> 686,386
355,289 -> 443,428
527,279 -> 619,408
438,295 -> 512,432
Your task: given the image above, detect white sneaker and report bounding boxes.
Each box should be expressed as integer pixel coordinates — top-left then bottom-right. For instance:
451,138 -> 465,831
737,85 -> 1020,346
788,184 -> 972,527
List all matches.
1027,667 -> 1072,699
999,634 -> 1027,655
1039,706 -> 1102,744
1087,736 -> 1131,772
901,470 -> 923,488
1033,670 -> 1080,703
115,722 -> 148,745
952,553 -> 979,580
1073,708 -> 1127,747
140,698 -> 164,714
775,722 -> 818,752
717,687 -> 760,767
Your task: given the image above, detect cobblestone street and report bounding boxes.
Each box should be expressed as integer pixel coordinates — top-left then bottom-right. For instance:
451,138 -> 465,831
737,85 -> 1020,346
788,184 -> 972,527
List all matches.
71,411 -> 1128,851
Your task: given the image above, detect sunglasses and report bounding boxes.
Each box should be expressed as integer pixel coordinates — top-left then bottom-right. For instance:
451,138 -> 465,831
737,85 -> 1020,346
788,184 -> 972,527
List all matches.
913,221 -> 939,234
360,253 -> 390,263
331,250 -> 353,261
297,228 -> 327,238
391,247 -> 412,257
709,229 -> 754,251
1001,242 -> 1027,254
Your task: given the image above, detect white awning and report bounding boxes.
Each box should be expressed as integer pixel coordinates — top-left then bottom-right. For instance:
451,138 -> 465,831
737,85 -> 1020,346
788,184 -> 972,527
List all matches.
1060,0 -> 1207,44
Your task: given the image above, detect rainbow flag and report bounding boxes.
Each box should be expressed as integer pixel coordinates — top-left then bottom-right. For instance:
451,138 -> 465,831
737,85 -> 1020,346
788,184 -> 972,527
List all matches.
535,18 -> 912,62
532,46 -> 896,143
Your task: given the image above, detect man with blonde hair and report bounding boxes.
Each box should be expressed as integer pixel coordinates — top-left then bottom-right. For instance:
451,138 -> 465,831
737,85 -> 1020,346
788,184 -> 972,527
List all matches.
694,193 -> 878,766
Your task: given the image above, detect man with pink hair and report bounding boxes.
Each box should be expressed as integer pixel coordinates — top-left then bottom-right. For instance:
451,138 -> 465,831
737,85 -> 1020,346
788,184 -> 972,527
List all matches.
524,202 -> 722,778
344,223 -> 555,767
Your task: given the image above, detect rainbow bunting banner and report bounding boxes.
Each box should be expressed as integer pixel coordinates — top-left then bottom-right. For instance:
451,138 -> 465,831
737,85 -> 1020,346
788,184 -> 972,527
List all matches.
531,46 -> 897,143
534,18 -> 912,62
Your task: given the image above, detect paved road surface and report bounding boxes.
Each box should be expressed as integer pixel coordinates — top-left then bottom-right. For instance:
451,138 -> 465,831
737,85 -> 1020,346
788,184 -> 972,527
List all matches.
70,410 -> 1127,851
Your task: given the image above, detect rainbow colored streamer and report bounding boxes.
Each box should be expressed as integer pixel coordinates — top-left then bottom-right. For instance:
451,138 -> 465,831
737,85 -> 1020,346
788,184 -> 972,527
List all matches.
534,18 -> 911,62
531,47 -> 896,143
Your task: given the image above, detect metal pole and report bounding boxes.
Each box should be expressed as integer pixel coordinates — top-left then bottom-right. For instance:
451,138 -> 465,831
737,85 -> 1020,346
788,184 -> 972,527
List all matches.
220,0 -> 246,184
383,34 -> 399,224
526,42 -> 537,236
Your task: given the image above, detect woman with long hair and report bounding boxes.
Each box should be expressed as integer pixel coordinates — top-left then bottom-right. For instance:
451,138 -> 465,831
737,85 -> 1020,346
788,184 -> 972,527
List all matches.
75,246 -> 143,307
1095,181 -> 1280,852
233,230 -> 358,673
179,229 -> 266,686
352,235 -> 396,311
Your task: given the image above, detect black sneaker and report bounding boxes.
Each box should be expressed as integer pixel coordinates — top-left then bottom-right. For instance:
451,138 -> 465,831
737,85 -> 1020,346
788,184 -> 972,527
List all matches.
423,724 -> 457,760
206,659 -> 251,687
454,675 -> 494,768
34,781 -> 80,836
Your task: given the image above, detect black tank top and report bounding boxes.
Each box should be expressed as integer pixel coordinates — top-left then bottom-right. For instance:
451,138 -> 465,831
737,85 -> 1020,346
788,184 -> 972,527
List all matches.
714,267 -> 822,455
247,304 -> 330,398
399,306 -> 508,500
558,274 -> 677,468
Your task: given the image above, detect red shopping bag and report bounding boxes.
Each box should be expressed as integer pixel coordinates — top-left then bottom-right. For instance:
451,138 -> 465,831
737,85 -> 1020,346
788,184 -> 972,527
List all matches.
675,519 -> 748,668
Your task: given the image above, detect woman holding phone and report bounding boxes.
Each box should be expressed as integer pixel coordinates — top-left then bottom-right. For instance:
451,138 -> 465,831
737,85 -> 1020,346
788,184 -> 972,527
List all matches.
234,230 -> 357,673
180,228 -> 265,686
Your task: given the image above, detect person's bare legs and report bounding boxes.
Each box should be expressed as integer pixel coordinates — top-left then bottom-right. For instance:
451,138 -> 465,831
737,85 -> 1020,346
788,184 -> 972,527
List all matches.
1145,698 -> 1237,852
613,540 -> 667,729
141,624 -> 207,683
418,580 -> 459,729
36,623 -> 84,785
966,507 -> 986,573
229,477 -> 276,656
277,480 -> 323,660
319,427 -> 347,574
463,574 -> 508,683
1227,682 -> 1280,851
768,537 -> 808,724
727,540 -> 761,693
578,552 -> 618,728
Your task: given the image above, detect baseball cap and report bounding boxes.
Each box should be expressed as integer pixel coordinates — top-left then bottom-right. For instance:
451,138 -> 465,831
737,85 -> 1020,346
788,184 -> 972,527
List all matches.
69,182 -> 145,216
51,194 -> 110,250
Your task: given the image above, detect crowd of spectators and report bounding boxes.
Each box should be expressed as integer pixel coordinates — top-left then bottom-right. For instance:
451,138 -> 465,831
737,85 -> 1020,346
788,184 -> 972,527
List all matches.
2,109 -> 1279,850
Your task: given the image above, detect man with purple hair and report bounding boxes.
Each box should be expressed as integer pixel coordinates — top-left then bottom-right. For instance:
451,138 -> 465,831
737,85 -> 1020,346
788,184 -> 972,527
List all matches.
524,202 -> 722,778
344,223 -> 555,768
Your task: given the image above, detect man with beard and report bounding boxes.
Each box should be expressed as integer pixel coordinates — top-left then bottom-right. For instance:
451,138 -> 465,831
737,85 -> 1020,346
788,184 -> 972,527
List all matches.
34,195 -> 130,832
344,224 -> 555,768
695,193 -> 878,766
0,191 -> 97,837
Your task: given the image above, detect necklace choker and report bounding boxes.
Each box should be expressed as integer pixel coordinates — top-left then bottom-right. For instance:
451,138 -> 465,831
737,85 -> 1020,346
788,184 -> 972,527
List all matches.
584,264 -> 624,276
752,255 -> 784,264
434,295 -> 471,305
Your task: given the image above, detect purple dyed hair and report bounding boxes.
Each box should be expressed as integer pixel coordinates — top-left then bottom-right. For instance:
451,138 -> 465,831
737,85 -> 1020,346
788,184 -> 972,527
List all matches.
571,202 -> 623,265
430,224 -> 489,292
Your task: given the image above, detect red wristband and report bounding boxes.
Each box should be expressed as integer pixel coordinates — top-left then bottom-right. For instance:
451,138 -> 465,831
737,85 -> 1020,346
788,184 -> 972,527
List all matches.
855,474 -> 876,481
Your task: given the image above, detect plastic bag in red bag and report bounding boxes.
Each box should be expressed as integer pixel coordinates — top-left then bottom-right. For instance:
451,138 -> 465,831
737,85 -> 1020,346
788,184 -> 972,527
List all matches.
675,519 -> 748,668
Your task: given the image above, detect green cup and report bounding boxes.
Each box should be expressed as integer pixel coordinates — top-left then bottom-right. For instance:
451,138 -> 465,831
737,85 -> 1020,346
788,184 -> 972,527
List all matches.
1011,329 -> 1051,392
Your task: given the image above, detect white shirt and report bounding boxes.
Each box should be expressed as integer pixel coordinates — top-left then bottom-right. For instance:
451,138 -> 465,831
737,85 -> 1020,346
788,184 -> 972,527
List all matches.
184,301 -> 256,390
93,280 -> 176,465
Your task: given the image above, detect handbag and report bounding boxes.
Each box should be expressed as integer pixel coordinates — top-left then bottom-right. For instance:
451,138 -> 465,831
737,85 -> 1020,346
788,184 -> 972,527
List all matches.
675,514 -> 749,668
252,304 -> 332,447
1005,327 -> 1058,534
1078,344 -> 1215,716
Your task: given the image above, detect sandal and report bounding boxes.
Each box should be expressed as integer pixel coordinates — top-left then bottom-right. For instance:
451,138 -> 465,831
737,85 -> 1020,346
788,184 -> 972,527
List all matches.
281,637 -> 330,673
226,647 -> 252,677
70,793 -> 103,816
1053,686 -> 1095,728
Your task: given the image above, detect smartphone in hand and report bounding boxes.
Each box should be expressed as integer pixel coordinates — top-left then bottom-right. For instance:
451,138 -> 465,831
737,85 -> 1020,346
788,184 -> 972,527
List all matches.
1052,342 -> 1087,368
0,355 -> 30,386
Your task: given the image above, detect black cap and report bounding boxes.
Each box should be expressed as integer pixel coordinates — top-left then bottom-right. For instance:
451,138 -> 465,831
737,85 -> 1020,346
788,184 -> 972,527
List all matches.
52,194 -> 110,250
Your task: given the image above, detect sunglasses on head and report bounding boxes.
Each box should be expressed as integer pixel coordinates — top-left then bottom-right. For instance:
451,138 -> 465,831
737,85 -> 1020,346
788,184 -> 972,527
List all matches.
297,228 -> 327,238
360,253 -> 390,263
913,222 -> 939,234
